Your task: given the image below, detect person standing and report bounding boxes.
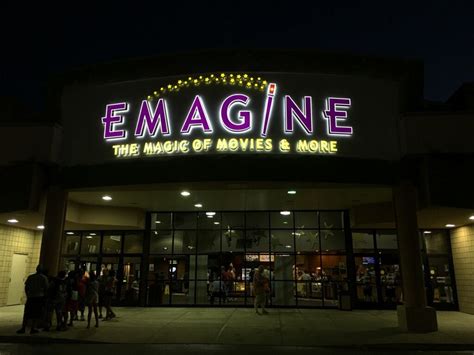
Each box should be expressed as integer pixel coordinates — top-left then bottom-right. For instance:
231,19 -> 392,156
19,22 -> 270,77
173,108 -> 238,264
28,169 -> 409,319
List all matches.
16,265 -> 49,334
85,272 -> 99,328
51,271 -> 68,331
253,265 -> 269,315
103,270 -> 117,320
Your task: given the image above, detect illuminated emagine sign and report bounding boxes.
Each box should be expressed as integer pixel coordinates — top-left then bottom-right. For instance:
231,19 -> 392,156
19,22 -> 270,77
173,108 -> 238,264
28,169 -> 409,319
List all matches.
100,74 -> 353,158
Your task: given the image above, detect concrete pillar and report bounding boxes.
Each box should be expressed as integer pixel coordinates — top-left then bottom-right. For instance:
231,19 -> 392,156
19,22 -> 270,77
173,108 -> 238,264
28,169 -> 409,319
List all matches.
39,187 -> 68,277
393,181 -> 437,332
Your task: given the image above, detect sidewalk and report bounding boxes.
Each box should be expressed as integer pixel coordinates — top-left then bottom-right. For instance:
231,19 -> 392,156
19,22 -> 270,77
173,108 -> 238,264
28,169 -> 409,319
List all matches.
0,305 -> 473,349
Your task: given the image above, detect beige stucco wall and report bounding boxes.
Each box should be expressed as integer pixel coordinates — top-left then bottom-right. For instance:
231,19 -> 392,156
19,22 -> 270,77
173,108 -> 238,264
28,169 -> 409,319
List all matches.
450,225 -> 474,314
0,225 -> 42,306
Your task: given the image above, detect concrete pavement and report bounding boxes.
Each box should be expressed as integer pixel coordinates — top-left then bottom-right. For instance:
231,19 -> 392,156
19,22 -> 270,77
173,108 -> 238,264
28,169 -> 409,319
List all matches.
0,305 -> 473,350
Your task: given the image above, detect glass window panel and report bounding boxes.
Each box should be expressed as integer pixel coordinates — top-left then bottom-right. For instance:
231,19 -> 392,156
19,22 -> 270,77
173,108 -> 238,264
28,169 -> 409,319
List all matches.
197,230 -> 220,253
427,255 -> 455,304
376,232 -> 398,250
173,230 -> 197,254
245,212 -> 269,229
352,232 -> 374,252
319,211 -> 344,229
222,229 -> 245,252
354,255 -> 378,304
272,253 -> 295,280
120,257 -> 141,306
246,230 -> 270,252
78,257 -> 100,275
424,230 -> 450,254
379,253 -> 402,304
320,230 -> 346,253
147,255 -> 171,305
63,233 -> 80,254
153,212 -> 172,229
222,212 -> 245,229
295,211 -> 318,229
295,254 -> 322,306
170,255 -> 192,305
80,234 -> 100,254
270,281 -> 296,306
196,280 -> 212,305
271,230 -> 294,252
102,233 -> 122,254
198,212 -> 221,229
295,229 -> 319,252
150,230 -> 173,254
270,211 -> 293,229
174,212 -> 197,229
124,233 -> 143,253
321,255 -> 347,282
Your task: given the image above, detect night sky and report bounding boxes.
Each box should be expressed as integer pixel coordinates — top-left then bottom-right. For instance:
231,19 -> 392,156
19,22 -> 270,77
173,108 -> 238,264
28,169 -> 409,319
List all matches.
1,1 -> 473,112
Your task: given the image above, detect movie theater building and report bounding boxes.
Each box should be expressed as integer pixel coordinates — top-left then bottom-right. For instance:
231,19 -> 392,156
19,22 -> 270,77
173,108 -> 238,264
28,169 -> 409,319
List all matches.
1,51 -> 473,332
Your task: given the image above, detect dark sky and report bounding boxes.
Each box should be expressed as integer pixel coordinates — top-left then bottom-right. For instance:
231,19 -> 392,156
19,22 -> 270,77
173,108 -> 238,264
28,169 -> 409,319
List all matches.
1,1 -> 473,111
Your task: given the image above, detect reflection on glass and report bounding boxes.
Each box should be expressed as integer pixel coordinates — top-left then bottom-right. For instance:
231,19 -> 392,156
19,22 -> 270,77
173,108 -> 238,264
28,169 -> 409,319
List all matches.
320,230 -> 346,253
271,230 -> 294,252
295,229 -> 319,252
150,230 -> 173,254
124,233 -> 143,253
295,212 -> 318,229
270,212 -> 293,229
376,232 -> 398,250
424,231 -> 450,254
319,211 -> 343,229
245,212 -> 269,229
222,212 -> 245,229
80,234 -> 100,254
153,213 -> 172,229
352,232 -> 374,252
174,212 -> 197,229
245,230 -> 270,252
197,230 -> 220,253
173,230 -> 196,254
63,234 -> 80,254
221,229 -> 244,252
103,233 -> 122,254
427,256 -> 454,304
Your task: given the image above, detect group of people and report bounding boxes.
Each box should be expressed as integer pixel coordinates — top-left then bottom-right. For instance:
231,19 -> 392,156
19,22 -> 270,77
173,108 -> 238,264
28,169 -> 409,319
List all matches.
208,263 -> 236,304
16,265 -> 118,335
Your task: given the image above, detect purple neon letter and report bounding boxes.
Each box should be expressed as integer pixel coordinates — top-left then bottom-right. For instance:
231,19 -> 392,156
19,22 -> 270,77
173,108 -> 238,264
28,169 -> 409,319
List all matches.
323,97 -> 353,136
134,99 -> 170,138
284,96 -> 313,134
220,94 -> 251,133
180,95 -> 213,134
101,102 -> 128,140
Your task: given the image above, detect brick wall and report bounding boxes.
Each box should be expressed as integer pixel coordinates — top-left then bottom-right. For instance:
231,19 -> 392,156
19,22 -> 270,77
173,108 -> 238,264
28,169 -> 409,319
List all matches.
0,225 -> 42,306
451,225 -> 474,314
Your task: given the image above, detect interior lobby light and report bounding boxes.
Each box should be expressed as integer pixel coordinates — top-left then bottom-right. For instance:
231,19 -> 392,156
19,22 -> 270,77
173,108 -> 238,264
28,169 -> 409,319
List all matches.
86,236 -> 93,239
66,232 -> 74,235
89,232 -> 96,236
423,231 -> 432,234
469,216 -> 474,220
194,203 -> 203,208
280,211 -> 291,216
446,224 -> 455,228
285,245 -> 292,249
180,191 -> 191,197
37,225 -> 45,230
206,212 -> 216,216
102,195 -> 112,201
7,219 -> 19,223
155,220 -> 161,224
287,190 -> 297,195
214,221 -> 220,225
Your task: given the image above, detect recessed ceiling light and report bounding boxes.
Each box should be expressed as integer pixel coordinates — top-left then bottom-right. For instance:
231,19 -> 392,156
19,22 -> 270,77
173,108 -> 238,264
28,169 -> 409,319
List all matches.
102,195 -> 112,201
37,225 -> 45,230
66,232 -> 74,235
86,236 -> 93,239
446,224 -> 455,228
423,231 -> 432,234
180,191 -> 191,197
206,212 -> 216,216
89,233 -> 96,236
283,221 -> 288,224
163,247 -> 168,250
155,221 -> 161,224
187,245 -> 194,249
469,216 -> 474,221
214,221 -> 220,225
280,211 -> 291,216
285,245 -> 292,249
154,231 -> 158,235
7,219 -> 19,223
287,190 -> 296,195
194,203 -> 203,208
